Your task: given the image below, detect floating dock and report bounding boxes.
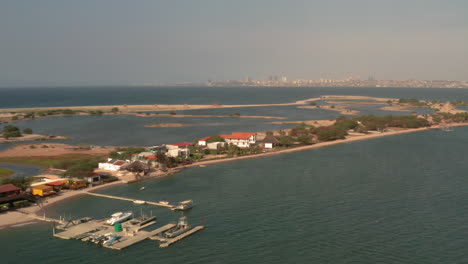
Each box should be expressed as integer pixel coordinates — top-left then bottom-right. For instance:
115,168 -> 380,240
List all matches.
158,226 -> 205,248
85,192 -> 174,208
104,224 -> 175,250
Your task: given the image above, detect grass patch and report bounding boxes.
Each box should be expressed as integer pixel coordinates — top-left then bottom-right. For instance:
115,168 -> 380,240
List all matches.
0,154 -> 105,168
0,168 -> 15,178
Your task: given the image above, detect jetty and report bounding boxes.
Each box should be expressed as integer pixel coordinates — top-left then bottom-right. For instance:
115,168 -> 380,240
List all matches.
104,224 -> 175,250
85,191 -> 175,208
154,226 -> 205,248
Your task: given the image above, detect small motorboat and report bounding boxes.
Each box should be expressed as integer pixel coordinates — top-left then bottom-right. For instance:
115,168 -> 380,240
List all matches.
133,200 -> 146,205
139,187 -> 145,191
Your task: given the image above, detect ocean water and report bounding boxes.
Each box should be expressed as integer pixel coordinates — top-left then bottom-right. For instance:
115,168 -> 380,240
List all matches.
1,127 -> 467,263
1,86 -> 468,108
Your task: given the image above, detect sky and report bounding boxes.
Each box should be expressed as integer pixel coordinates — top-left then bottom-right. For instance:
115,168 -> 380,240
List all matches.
1,0 -> 468,85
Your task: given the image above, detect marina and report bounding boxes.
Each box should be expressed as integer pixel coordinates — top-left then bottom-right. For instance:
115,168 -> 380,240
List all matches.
52,213 -> 204,250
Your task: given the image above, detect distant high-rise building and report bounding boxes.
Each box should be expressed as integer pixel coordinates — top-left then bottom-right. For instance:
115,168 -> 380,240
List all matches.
281,76 -> 288,82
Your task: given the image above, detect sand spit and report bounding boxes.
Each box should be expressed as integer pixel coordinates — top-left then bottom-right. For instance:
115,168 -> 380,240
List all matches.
0,143 -> 116,158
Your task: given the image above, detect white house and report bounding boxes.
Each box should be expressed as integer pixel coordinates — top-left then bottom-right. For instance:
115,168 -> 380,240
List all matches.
198,136 -> 210,146
98,159 -> 128,171
220,132 -> 257,148
261,135 -> 280,149
207,142 -> 226,150
165,142 -> 192,158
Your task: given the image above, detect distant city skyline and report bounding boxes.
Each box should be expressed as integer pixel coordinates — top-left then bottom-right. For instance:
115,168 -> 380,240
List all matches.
1,0 -> 468,86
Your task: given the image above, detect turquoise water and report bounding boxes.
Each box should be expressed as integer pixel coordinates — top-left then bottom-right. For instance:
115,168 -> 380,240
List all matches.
1,127 -> 467,263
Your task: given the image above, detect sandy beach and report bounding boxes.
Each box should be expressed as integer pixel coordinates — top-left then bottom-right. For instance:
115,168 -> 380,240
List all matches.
0,181 -> 123,229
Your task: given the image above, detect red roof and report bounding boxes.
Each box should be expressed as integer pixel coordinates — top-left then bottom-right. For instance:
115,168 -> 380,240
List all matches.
198,136 -> 210,142
46,181 -> 64,186
0,183 -> 20,193
169,142 -> 193,147
114,161 -> 125,166
232,132 -> 257,136
220,134 -> 251,140
146,155 -> 156,160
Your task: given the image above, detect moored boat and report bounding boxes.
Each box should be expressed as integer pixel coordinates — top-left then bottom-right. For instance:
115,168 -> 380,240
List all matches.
171,200 -> 193,211
165,217 -> 191,238
106,211 -> 133,225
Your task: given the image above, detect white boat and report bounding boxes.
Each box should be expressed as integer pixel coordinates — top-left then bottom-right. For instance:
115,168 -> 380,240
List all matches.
159,200 -> 170,205
139,187 -> 145,190
171,200 -> 194,211
106,211 -> 133,225
133,200 -> 146,205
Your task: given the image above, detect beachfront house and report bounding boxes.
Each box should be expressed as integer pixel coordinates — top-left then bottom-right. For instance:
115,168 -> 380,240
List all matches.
98,159 -> 128,171
166,142 -> 192,158
85,173 -> 102,185
261,135 -> 280,149
64,178 -> 87,190
32,185 -> 55,197
0,184 -> 22,205
207,142 -> 226,150
220,132 -> 257,148
198,136 -> 210,146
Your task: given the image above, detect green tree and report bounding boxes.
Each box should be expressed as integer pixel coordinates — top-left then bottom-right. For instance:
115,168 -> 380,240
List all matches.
111,107 -> 119,113
2,125 -> 22,139
206,135 -> 226,143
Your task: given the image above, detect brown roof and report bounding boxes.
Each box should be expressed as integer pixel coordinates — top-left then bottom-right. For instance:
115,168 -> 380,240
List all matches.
0,184 -> 20,193
262,135 -> 280,144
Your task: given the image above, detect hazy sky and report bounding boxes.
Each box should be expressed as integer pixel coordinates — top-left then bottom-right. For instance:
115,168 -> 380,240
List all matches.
1,0 -> 467,85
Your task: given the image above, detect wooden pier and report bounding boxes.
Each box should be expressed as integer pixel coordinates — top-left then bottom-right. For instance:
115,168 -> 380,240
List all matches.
104,224 -> 175,250
159,226 -> 205,248
85,192 -> 174,208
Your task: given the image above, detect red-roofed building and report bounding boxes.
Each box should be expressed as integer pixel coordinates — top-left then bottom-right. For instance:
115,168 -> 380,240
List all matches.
46,181 -> 64,187
198,136 -> 210,146
220,132 -> 257,148
0,184 -> 21,198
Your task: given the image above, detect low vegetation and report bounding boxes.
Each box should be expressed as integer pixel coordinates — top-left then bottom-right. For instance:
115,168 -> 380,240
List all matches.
431,112 -> 468,124
109,147 -> 147,160
398,98 -> 429,108
0,168 -> 15,178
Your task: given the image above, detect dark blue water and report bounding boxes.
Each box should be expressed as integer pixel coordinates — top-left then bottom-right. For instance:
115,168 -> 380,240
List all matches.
1,86 -> 468,108
1,127 -> 467,263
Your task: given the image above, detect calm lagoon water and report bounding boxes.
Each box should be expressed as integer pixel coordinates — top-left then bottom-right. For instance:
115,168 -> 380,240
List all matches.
1,127 -> 467,264
0,87 -> 467,263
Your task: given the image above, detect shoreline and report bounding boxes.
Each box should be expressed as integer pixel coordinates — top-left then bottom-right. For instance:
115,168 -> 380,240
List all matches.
183,122 -> 468,167
1,121 -> 467,231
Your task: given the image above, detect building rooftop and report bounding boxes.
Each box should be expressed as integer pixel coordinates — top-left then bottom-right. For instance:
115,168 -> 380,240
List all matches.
0,184 -> 20,193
